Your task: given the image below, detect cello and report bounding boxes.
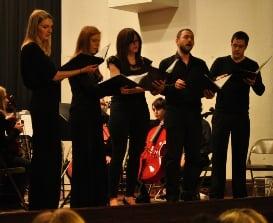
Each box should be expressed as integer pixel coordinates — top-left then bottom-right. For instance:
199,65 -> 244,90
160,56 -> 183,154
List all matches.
138,120 -> 166,183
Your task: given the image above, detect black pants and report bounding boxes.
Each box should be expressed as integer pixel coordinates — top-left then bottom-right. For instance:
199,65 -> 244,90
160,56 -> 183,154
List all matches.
164,106 -> 202,201
209,112 -> 249,199
108,100 -> 149,197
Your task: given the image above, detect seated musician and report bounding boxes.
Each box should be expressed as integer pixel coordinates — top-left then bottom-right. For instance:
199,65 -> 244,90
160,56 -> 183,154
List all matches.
0,86 -> 30,205
100,98 -> 112,164
136,97 -> 166,203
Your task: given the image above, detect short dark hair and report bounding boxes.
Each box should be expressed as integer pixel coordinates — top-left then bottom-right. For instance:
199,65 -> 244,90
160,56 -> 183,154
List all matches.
231,31 -> 249,46
152,97 -> 166,110
176,28 -> 193,39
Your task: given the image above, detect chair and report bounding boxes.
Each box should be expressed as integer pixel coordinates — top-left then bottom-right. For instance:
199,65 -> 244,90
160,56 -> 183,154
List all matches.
0,156 -> 28,210
246,138 -> 273,196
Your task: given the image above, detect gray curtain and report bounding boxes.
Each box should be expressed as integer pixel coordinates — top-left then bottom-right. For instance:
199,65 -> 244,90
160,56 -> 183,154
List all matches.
0,0 -> 61,110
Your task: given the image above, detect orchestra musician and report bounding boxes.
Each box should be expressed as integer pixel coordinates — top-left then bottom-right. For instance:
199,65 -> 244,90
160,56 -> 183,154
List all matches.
136,97 -> 166,203
0,86 -> 30,205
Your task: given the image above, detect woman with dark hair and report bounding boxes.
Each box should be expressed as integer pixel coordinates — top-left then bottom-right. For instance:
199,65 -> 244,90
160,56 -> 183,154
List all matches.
61,26 -> 108,207
107,28 -> 152,206
20,9 -> 96,210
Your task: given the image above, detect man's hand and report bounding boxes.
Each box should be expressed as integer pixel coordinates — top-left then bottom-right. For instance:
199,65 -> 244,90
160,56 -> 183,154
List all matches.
175,79 -> 186,90
243,77 -> 256,86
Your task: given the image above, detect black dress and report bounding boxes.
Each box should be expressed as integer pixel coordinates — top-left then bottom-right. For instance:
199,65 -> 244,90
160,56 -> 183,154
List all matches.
61,53 -> 107,207
20,42 -> 62,210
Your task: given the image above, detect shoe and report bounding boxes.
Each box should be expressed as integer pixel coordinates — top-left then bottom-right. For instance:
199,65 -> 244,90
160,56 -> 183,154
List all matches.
109,198 -> 119,206
123,196 -> 136,205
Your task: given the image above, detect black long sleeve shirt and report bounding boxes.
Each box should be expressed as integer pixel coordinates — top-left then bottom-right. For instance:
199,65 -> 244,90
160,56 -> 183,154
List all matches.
209,56 -> 265,114
159,54 -> 209,112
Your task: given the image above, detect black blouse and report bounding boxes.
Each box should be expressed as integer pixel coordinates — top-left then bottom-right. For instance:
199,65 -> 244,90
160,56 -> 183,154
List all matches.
107,55 -> 152,102
61,53 -> 102,110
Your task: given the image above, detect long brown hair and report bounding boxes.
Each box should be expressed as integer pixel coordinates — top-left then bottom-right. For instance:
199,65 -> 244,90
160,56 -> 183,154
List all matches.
116,28 -> 142,70
0,86 -> 7,114
22,9 -> 53,56
74,26 -> 101,56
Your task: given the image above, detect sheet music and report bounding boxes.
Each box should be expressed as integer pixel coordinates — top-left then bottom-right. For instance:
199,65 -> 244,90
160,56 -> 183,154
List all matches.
20,114 -> 33,137
166,58 -> 179,73
126,72 -> 148,84
256,55 -> 272,73
241,55 -> 272,75
214,74 -> 231,89
95,44 -> 110,59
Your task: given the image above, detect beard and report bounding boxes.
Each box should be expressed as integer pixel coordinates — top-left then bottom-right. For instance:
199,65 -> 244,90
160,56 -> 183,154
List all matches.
179,44 -> 193,54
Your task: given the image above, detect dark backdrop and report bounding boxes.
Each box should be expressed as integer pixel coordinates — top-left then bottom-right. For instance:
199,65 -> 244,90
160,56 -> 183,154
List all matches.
0,0 -> 61,110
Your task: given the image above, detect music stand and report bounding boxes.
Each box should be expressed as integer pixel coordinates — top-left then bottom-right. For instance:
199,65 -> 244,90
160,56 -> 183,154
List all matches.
59,103 -> 72,207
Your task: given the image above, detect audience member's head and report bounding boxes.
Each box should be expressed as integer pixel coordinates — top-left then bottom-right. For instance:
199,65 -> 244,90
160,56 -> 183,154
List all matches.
32,209 -> 85,223
219,208 -> 268,223
32,211 -> 52,223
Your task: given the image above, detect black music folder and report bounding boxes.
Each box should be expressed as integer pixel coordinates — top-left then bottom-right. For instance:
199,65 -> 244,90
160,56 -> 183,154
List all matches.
61,44 -> 110,70
98,66 -> 166,95
188,74 -> 222,93
240,55 -> 272,79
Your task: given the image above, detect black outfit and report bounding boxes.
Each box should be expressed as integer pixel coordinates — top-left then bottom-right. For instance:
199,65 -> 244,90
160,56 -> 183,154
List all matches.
208,56 -> 265,199
20,42 -> 62,210
107,56 -> 150,198
159,54 -> 209,201
61,53 -> 107,207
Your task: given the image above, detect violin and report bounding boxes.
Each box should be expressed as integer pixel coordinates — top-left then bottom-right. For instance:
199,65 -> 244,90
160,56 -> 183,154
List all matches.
138,120 -> 166,183
5,94 -> 24,156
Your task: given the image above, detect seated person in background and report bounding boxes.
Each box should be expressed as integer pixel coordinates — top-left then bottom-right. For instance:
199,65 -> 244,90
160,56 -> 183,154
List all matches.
32,208 -> 86,223
136,97 -> 166,203
200,108 -> 214,169
218,208 -> 268,223
100,98 -> 112,164
0,86 -> 30,204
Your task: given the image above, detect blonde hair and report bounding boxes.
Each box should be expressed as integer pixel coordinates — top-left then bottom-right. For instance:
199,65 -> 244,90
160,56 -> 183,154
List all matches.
75,26 -> 100,56
32,209 -> 85,223
0,86 -> 7,113
22,9 -> 53,56
219,208 -> 268,223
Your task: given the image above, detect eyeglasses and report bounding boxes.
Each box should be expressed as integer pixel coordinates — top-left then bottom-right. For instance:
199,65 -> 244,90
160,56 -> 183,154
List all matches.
130,39 -> 139,44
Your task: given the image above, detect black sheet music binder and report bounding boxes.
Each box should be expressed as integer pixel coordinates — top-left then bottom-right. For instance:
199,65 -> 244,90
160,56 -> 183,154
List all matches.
187,73 -> 222,93
98,66 -> 166,95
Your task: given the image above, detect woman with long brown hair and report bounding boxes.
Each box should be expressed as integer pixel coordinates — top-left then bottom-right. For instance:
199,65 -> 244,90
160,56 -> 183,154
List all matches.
20,9 -> 96,210
61,26 -> 107,207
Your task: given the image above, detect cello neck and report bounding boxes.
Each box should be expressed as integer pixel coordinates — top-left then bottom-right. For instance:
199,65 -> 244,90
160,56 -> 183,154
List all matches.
151,120 -> 164,144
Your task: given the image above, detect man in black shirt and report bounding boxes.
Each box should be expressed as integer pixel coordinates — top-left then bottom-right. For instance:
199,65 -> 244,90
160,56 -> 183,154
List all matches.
158,28 -> 214,202
208,31 -> 265,199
